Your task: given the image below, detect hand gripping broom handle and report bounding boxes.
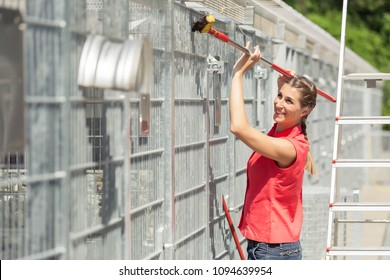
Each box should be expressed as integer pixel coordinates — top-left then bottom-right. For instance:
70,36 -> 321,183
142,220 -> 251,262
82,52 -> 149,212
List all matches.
208,29 -> 336,102
222,195 -> 246,260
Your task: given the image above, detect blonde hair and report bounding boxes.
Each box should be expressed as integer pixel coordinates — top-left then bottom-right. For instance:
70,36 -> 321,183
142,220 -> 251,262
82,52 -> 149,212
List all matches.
285,76 -> 317,175
301,118 -> 316,175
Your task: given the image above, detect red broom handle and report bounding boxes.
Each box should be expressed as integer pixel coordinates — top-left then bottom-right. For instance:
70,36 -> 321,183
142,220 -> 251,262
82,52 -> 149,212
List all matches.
207,29 -> 336,102
270,62 -> 336,102
208,29 -> 230,42
222,195 -> 246,260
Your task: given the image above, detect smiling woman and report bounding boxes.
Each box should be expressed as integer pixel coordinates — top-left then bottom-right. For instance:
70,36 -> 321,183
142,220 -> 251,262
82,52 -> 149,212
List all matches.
229,41 -> 318,260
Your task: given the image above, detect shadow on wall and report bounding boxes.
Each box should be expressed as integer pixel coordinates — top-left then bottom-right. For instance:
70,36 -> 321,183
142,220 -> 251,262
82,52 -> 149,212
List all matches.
0,8 -> 24,156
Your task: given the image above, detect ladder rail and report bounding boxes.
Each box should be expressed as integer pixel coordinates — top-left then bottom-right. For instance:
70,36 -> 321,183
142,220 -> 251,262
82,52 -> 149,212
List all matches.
333,0 -> 349,121
325,0 -> 390,260
326,0 -> 349,252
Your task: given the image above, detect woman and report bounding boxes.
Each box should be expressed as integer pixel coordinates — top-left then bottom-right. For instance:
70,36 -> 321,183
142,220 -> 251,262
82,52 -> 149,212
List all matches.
230,42 -> 317,260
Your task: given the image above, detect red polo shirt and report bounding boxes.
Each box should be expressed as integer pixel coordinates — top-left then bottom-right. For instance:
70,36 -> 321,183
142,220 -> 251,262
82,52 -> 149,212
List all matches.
238,123 -> 308,243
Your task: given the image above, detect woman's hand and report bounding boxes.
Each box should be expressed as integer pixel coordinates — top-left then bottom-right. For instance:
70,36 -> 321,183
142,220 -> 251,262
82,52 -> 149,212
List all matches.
232,41 -> 261,76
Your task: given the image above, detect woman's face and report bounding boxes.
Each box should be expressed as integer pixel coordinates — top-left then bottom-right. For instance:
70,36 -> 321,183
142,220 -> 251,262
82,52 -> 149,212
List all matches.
273,83 -> 309,131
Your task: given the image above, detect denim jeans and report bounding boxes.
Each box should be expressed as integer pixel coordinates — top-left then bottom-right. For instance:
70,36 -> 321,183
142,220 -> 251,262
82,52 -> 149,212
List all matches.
247,240 -> 302,260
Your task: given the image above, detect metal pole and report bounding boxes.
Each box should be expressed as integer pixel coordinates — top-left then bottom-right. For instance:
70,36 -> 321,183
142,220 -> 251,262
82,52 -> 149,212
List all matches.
222,196 -> 246,260
326,0 -> 348,260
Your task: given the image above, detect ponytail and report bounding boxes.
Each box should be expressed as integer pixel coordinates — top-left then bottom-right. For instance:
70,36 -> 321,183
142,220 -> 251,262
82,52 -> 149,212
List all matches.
301,118 -> 316,176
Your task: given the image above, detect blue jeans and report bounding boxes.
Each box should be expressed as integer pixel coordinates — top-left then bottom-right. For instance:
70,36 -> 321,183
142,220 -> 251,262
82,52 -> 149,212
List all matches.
247,240 -> 302,260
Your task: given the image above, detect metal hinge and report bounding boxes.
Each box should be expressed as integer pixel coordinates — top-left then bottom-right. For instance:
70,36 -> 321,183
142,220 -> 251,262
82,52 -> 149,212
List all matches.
207,54 -> 224,74
254,65 -> 268,79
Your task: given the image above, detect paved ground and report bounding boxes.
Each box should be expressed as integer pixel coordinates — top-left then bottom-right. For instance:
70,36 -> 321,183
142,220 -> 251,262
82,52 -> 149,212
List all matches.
360,184 -> 390,259
359,150 -> 390,260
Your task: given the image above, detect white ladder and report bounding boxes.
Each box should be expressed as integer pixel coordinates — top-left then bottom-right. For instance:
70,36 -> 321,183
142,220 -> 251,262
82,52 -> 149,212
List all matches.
325,0 -> 390,260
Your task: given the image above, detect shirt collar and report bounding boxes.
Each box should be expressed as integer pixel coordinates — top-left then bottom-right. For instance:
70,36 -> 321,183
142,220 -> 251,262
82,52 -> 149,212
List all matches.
268,123 -> 303,138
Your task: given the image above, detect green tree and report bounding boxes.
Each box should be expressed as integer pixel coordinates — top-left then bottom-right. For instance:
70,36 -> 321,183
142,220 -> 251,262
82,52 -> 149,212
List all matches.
284,0 -> 390,129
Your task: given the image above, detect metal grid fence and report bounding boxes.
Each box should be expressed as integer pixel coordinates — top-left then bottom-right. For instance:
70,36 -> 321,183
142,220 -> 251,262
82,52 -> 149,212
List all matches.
0,0 -> 385,260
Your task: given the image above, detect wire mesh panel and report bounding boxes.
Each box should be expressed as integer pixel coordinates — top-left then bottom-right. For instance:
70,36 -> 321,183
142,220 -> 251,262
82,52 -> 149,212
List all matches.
0,0 -> 24,9
22,0 -> 71,259
127,0 -> 167,260
301,186 -> 330,259
19,0 -> 130,260
67,0 -> 130,260
1,0 -> 386,260
172,4 -> 208,259
0,155 -> 26,260
0,5 -> 25,260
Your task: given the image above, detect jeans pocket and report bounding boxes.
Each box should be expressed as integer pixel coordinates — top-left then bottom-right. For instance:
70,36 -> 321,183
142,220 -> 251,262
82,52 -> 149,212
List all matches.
280,243 -> 302,260
248,242 -> 267,260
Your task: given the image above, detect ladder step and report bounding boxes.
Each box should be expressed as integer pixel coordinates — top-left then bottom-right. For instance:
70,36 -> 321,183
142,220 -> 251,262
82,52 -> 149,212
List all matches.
330,202 -> 390,211
336,116 -> 390,124
326,247 -> 390,256
333,159 -> 390,167
337,218 -> 390,224
343,73 -> 390,81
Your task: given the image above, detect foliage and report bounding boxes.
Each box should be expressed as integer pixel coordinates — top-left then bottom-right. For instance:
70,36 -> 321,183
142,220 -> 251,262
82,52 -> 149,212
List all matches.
284,0 -> 390,130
